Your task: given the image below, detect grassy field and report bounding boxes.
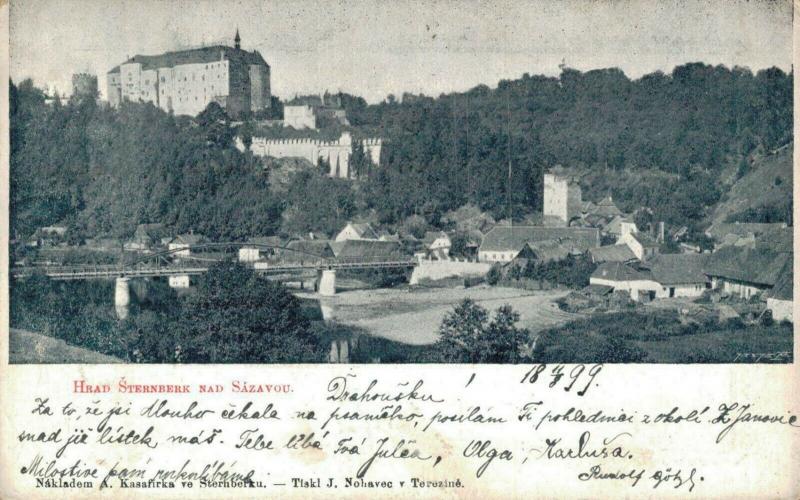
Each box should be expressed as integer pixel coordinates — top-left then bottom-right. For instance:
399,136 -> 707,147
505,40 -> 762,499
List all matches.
309,284 -> 576,345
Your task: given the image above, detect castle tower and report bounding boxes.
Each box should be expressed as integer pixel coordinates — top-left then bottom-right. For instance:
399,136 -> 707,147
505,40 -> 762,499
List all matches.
234,28 -> 241,49
543,171 -> 582,226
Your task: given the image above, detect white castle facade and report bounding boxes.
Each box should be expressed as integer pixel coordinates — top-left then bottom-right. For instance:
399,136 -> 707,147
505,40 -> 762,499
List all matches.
241,132 -> 382,178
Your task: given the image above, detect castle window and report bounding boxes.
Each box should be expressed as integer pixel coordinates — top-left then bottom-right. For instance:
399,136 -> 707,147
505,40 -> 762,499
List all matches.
202,75 -> 205,81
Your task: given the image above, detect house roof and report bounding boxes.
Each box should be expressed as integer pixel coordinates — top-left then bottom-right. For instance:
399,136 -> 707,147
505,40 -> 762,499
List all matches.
768,261 -> 793,300
109,45 -> 268,74
169,233 -> 205,245
704,246 -> 792,287
422,231 -> 450,246
285,240 -> 334,260
331,240 -> 404,261
583,284 -> 615,296
592,197 -> 624,217
645,253 -> 709,285
480,225 -> 600,253
245,236 -> 283,247
756,226 -> 793,254
706,222 -> 787,241
591,262 -> 648,282
340,222 -> 378,240
605,216 -> 634,235
630,231 -> 660,248
590,244 -> 638,263
514,241 -> 571,263
132,223 -> 167,242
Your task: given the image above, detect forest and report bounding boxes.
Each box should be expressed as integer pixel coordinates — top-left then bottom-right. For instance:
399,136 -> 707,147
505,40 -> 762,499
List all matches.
10,62 -> 792,244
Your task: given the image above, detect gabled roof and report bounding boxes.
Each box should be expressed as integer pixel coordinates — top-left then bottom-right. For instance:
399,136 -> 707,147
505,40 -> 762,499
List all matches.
480,225 -> 600,253
592,196 -> 624,217
704,246 -> 792,287
514,240 -> 571,263
591,262 -> 648,282
590,244 -> 638,263
645,253 -> 709,285
109,45 -> 268,74
132,223 -> 167,242
340,222 -> 379,240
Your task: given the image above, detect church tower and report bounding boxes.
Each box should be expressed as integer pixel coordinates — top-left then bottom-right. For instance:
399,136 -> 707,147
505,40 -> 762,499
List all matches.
234,28 -> 241,49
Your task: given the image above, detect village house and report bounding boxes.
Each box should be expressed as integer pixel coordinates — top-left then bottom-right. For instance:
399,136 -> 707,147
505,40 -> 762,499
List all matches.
478,225 -> 600,263
604,216 -> 637,239
125,223 -> 168,252
167,233 -> 206,257
508,240 -> 571,269
589,253 -> 709,301
704,246 -> 791,299
422,231 -> 452,260
766,265 -> 793,322
168,275 -> 192,289
282,240 -> 335,264
238,236 -> 283,262
27,225 -> 69,247
644,253 -> 710,298
335,222 -> 379,242
618,231 -> 660,261
589,244 -> 638,264
589,262 -> 661,302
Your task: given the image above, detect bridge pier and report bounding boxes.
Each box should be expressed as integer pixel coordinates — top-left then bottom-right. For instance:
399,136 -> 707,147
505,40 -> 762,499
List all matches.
114,277 -> 130,320
329,338 -> 349,363
319,270 -> 337,296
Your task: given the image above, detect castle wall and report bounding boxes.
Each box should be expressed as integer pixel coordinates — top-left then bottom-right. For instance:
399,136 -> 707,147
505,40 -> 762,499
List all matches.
244,133 -> 382,179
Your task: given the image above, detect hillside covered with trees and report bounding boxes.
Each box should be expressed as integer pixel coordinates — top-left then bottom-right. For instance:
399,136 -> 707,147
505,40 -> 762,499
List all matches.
10,62 -> 792,243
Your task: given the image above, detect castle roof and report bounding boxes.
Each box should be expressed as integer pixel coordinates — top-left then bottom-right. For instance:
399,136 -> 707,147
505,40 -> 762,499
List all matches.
109,45 -> 268,74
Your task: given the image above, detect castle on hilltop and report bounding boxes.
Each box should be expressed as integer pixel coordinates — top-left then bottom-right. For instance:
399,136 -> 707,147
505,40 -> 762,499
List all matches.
107,29 -> 271,118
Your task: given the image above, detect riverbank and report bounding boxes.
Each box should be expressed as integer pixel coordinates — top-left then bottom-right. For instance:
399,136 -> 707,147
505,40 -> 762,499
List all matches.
302,285 -> 576,345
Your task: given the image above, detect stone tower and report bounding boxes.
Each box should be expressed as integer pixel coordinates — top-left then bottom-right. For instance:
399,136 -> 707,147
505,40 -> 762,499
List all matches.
543,171 -> 582,226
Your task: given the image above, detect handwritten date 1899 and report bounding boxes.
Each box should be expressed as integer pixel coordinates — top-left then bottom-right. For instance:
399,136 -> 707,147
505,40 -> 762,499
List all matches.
520,364 -> 603,397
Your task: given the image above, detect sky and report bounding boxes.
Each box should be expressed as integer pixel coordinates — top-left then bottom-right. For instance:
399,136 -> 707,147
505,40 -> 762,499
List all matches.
10,0 -> 793,103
